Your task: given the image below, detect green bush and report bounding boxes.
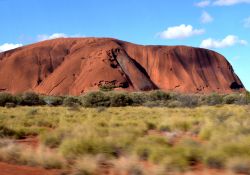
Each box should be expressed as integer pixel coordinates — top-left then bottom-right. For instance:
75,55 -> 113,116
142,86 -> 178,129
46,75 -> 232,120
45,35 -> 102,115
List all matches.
129,92 -> 147,106
206,93 -> 223,106
203,152 -> 226,169
110,93 -> 133,107
221,143 -> 250,157
198,127 -> 212,140
5,102 -> 16,108
81,92 -> 110,107
40,132 -> 63,148
59,137 -> 116,159
134,135 -> 170,162
99,84 -> 115,92
20,92 -> 44,106
0,91 -> 248,107
63,96 -> 81,107
161,155 -> 189,172
0,125 -> 25,139
0,93 -> 17,106
223,94 -> 239,104
175,139 -> 203,166
176,94 -> 199,107
148,90 -> 171,101
167,100 -> 182,108
72,156 -> 98,175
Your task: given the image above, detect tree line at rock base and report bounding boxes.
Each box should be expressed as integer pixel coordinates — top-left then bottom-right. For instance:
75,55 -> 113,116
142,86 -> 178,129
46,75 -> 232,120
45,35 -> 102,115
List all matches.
0,90 -> 250,108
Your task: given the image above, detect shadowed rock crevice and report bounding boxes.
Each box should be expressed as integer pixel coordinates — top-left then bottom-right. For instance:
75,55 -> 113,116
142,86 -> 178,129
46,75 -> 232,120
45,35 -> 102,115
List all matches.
109,48 -> 157,91
230,82 -> 244,90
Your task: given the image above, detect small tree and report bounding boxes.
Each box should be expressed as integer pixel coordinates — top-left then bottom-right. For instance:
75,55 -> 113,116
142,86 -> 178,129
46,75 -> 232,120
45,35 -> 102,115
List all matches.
110,93 -> 133,107
81,91 -> 111,107
20,92 -> 44,106
206,93 -> 223,106
99,84 -> 115,92
63,96 -> 81,107
0,93 -> 14,106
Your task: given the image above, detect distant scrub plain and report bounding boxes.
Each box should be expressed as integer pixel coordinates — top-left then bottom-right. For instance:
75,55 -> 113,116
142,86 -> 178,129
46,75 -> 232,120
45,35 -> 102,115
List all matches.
0,99 -> 250,174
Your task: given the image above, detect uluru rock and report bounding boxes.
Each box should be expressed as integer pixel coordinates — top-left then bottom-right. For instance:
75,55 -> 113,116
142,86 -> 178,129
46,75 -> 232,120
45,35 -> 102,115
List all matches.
0,37 -> 244,95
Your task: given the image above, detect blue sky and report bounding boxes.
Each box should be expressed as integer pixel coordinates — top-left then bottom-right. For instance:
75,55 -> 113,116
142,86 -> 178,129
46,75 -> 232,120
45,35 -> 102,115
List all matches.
0,0 -> 249,90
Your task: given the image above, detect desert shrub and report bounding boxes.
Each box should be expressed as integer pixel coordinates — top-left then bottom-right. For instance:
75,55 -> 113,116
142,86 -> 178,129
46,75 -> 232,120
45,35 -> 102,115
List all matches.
203,152 -> 226,169
227,157 -> 250,175
0,139 -> 13,148
127,165 -> 144,175
110,92 -> 133,107
220,143 -> 250,157
0,144 -> 64,169
172,121 -> 192,132
134,135 -> 170,162
206,93 -> 223,105
43,96 -> 63,106
175,94 -> 199,107
129,92 -> 147,106
99,84 -> 115,92
148,90 -> 171,101
95,106 -> 107,113
81,91 -> 110,107
40,131 -> 63,148
145,122 -> 157,130
0,93 -> 18,106
142,101 -> 163,107
20,92 -> 44,106
0,125 -> 25,139
63,96 -> 81,107
5,102 -> 16,108
0,144 -> 22,163
72,155 -> 99,175
167,100 -> 182,108
113,156 -> 145,175
158,124 -> 171,132
33,147 -> 65,169
26,108 -> 39,116
199,129 -> 212,141
59,137 -> 116,159
223,94 -> 240,104
175,139 -> 203,165
161,155 -> 189,172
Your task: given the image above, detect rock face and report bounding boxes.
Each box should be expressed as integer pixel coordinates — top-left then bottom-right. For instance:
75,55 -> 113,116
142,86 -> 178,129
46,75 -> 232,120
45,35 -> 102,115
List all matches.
0,38 -> 244,95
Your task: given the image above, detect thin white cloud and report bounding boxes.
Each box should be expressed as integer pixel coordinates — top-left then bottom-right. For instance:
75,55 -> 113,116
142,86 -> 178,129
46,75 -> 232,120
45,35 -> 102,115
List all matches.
213,0 -> 250,6
243,17 -> 250,28
0,43 -> 23,52
200,35 -> 248,49
201,11 -> 213,23
37,33 -> 67,41
37,33 -> 85,41
159,24 -> 205,39
195,0 -> 211,7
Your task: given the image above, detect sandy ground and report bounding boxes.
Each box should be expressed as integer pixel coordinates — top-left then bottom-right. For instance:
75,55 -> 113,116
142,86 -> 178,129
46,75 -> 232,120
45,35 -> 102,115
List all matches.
0,162 -> 62,175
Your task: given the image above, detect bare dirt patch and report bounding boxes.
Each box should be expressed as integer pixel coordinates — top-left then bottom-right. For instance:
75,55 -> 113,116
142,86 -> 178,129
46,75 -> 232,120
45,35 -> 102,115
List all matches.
0,162 -> 62,175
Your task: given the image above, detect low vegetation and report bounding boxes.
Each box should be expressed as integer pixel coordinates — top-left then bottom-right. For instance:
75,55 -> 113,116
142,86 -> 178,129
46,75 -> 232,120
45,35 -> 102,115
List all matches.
0,90 -> 249,108
0,105 -> 249,174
